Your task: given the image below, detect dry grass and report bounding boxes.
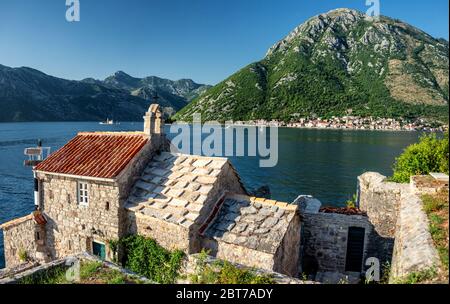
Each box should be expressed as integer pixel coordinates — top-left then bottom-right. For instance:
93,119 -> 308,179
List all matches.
385,59 -> 447,106
422,189 -> 449,283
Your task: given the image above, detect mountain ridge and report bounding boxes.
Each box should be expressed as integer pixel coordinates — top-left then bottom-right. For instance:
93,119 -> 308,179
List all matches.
0,65 -> 210,122
175,8 -> 449,123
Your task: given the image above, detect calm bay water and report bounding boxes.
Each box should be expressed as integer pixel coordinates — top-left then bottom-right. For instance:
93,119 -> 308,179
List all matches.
0,122 -> 420,268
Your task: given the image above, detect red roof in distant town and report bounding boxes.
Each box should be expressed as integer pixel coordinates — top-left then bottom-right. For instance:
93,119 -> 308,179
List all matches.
35,132 -> 148,179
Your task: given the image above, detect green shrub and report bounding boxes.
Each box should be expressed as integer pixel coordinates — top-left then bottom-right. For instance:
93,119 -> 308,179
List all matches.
79,261 -> 102,280
190,249 -> 275,284
393,268 -> 437,284
119,235 -> 184,284
19,265 -> 68,284
18,248 -> 28,263
391,132 -> 449,183
345,193 -> 358,208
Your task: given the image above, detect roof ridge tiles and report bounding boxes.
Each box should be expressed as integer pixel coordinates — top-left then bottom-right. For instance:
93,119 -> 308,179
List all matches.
227,194 -> 297,211
77,131 -> 146,136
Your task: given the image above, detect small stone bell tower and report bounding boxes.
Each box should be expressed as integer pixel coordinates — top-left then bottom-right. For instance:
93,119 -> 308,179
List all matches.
143,102 -> 164,137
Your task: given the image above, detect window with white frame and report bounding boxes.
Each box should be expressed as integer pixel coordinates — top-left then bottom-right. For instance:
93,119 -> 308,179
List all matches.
77,182 -> 89,205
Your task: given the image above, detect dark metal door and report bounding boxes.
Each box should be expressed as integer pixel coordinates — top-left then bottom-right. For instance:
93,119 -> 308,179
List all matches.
345,227 -> 365,272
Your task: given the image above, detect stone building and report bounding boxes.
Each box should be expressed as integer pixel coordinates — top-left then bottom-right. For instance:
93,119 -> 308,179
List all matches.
125,152 -> 247,253
0,212 -> 48,266
2,102 -> 446,283
0,103 -> 301,277
300,208 -> 373,276
201,194 -> 301,277
1,105 -> 166,267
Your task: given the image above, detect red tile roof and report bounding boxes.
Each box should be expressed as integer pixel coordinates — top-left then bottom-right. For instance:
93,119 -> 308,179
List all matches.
33,211 -> 47,226
35,132 -> 148,179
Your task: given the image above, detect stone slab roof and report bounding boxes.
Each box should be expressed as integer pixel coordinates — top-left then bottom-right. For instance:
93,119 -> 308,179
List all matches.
35,132 -> 148,179
203,194 -> 298,254
125,152 -> 233,229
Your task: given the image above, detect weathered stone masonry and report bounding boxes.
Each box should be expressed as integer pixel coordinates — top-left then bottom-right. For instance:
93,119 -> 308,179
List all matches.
301,211 -> 372,274
3,102 -> 446,283
125,153 -> 247,254
0,213 -> 47,268
1,104 -> 167,268
358,172 -> 445,282
37,175 -> 121,261
202,195 -> 301,277
357,172 -> 408,265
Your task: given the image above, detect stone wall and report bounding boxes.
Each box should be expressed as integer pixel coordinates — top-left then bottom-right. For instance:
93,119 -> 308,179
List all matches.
358,172 -> 406,238
117,138 -> 165,238
195,162 -> 247,226
180,253 -> 318,284
274,213 -> 301,277
389,191 -> 441,282
201,238 -> 276,272
357,172 -> 408,264
37,174 -> 121,261
0,215 -> 45,268
127,212 -> 191,252
35,136 -> 165,262
189,162 -> 247,252
200,195 -> 300,277
301,212 -> 373,274
116,136 -> 167,203
358,172 -> 446,282
0,253 -> 153,284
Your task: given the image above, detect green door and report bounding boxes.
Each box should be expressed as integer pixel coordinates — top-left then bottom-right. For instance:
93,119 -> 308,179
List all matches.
93,241 -> 106,260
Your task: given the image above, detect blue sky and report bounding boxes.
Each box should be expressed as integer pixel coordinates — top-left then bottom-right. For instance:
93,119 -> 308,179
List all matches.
0,0 -> 448,84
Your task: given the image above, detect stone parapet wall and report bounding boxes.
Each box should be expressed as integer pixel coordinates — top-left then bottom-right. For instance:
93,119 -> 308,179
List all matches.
274,213 -> 301,277
127,212 -> 190,252
116,137 -> 165,203
301,212 -> 373,274
196,162 -> 247,226
358,172 -> 446,282
0,261 -> 39,280
180,253 -> 318,284
200,238 -> 276,272
0,253 -> 153,284
389,191 -> 441,282
0,215 -> 43,268
357,172 -> 407,238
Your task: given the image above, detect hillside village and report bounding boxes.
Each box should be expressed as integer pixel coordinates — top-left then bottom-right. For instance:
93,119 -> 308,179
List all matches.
233,116 -> 448,132
0,102 -> 448,284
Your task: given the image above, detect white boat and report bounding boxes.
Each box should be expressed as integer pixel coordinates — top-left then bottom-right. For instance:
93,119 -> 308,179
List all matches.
99,118 -> 118,125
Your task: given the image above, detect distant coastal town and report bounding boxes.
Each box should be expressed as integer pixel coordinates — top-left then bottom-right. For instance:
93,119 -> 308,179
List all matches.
232,116 -> 448,132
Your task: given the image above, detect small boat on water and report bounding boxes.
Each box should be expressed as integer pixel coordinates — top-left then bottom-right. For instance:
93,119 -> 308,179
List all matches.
99,118 -> 120,125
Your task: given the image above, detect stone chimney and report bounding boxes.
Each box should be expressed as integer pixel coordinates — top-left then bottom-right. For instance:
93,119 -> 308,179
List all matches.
143,104 -> 164,137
